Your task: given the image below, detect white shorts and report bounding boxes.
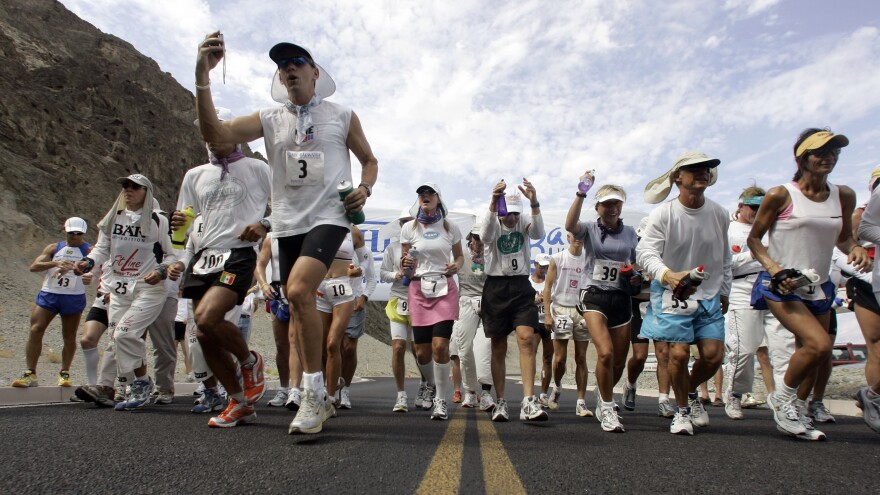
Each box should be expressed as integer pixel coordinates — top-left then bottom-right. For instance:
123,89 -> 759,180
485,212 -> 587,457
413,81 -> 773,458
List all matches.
316,276 -> 355,313
550,304 -> 590,341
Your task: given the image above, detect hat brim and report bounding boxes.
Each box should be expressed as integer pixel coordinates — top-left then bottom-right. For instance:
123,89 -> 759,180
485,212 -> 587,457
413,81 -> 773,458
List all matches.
117,176 -> 153,189
596,193 -> 627,204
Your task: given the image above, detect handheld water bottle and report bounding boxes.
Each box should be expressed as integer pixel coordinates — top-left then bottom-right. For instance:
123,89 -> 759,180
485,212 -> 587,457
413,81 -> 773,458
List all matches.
497,180 -> 508,217
337,181 -> 366,225
402,247 -> 418,286
672,266 -> 708,301
578,170 -> 595,194
171,206 -> 196,249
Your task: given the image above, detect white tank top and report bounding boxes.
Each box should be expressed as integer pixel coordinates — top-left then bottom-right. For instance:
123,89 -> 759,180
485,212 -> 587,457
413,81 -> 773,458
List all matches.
549,249 -> 588,306
259,101 -> 353,237
769,182 -> 842,283
41,241 -> 89,295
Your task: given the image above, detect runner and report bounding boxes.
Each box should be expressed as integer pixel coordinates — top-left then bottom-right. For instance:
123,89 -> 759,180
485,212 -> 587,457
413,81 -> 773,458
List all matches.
480,181 -> 548,422
400,183 -> 465,421
567,183 -> 640,432
529,254 -> 554,407
637,151 -> 732,436
165,120 -> 272,427
723,186 -> 793,420
76,260 -> 110,390
380,209 -> 426,412
748,128 -> 870,440
13,217 -> 91,388
541,234 -> 592,419
195,34 -> 378,434
75,175 -> 176,412
338,232 -> 378,409
450,224 -> 495,411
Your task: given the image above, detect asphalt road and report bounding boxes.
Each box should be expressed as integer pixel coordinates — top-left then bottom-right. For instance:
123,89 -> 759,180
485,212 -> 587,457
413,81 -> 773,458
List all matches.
0,378 -> 877,494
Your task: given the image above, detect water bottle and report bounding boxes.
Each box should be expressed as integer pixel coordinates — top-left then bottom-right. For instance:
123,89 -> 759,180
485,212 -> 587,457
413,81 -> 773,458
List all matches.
402,247 -> 418,286
337,181 -> 366,225
619,264 -> 642,296
578,170 -> 595,194
496,180 -> 508,217
171,206 -> 196,249
672,265 -> 708,301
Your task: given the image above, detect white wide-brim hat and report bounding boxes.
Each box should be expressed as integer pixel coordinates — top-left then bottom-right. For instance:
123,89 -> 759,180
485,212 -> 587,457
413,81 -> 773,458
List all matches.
644,151 -> 720,204
269,42 -> 336,103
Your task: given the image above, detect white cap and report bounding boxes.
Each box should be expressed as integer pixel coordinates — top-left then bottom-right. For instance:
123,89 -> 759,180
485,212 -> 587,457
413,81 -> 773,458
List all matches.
534,253 -> 551,266
64,217 -> 88,233
505,193 -> 523,214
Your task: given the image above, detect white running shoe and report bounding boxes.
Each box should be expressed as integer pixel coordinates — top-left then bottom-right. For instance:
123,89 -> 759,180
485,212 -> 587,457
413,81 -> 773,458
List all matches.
688,396 -> 709,427
791,400 -> 826,441
807,400 -> 835,423
598,407 -> 625,433
462,392 -> 478,408
741,392 -> 765,409
339,388 -> 352,409
285,387 -> 302,411
422,386 -> 436,410
670,410 -> 694,435
431,398 -> 449,420
658,398 -> 676,418
479,391 -> 496,412
492,398 -> 509,422
267,389 -> 289,407
855,386 -> 880,433
520,396 -> 549,421
393,394 -> 408,413
547,387 -> 561,410
288,389 -> 325,434
576,401 -> 593,417
766,392 -> 806,436
415,383 -> 428,409
725,391 -> 744,420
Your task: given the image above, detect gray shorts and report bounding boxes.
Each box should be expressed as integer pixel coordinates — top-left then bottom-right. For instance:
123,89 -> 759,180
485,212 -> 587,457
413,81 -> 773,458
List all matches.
346,309 -> 366,339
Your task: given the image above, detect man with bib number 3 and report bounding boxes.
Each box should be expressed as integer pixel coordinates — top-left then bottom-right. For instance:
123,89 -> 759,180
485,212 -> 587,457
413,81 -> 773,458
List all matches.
193,32 -> 378,434
637,151 -> 732,436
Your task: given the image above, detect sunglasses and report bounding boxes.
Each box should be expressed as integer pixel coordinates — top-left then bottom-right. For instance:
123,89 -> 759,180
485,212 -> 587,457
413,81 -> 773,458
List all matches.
805,147 -> 841,159
121,182 -> 145,190
277,56 -> 312,70
418,189 -> 437,197
68,232 -> 84,236
746,204 -> 760,211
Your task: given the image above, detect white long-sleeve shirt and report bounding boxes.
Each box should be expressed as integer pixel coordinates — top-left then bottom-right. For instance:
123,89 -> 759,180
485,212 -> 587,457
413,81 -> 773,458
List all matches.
636,198 -> 732,299
87,209 -> 177,283
380,239 -> 408,300
480,210 -> 545,277
351,245 -> 378,299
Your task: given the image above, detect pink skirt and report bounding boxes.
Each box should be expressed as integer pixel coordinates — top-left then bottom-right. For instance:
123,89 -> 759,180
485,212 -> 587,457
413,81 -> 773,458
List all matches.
408,277 -> 460,327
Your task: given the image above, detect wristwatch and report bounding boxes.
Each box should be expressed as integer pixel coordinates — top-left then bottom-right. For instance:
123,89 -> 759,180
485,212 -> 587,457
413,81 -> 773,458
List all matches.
358,183 -> 372,197
259,218 -> 272,232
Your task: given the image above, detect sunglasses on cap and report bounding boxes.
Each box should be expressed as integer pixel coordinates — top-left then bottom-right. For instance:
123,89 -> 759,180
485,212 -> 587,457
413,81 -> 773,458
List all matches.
805,147 -> 841,159
121,181 -> 145,190
276,56 -> 312,70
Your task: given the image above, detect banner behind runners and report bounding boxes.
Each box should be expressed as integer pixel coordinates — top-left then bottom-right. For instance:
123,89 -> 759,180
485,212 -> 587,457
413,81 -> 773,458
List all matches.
361,206 -> 648,301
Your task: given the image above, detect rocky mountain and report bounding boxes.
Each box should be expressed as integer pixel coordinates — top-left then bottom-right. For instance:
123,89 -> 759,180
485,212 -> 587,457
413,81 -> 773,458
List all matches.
0,0 -> 244,282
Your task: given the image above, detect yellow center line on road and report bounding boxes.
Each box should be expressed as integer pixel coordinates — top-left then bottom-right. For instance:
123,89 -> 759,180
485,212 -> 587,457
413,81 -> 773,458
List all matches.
416,406 -> 467,495
476,410 -> 527,495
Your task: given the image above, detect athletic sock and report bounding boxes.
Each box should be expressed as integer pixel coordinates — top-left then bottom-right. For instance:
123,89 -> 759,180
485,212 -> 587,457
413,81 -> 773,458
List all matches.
659,393 -> 669,402
434,361 -> 451,401
302,371 -> 324,392
626,380 -> 635,389
777,382 -> 797,401
241,352 -> 256,368
418,361 -> 435,387
397,390 -> 406,398
601,399 -> 616,411
83,348 -> 99,385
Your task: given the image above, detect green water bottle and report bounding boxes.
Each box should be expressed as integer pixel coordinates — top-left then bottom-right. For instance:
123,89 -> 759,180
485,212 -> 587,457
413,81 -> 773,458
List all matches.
337,181 -> 366,225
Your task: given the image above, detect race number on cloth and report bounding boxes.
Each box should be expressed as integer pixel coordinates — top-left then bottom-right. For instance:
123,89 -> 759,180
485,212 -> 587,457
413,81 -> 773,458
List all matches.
795,283 -> 827,301
592,259 -> 625,287
660,288 -> 702,315
396,298 -> 410,316
420,274 -> 449,299
500,252 -> 526,275
325,279 -> 353,304
285,150 -> 324,187
193,248 -> 231,275
554,314 -> 574,335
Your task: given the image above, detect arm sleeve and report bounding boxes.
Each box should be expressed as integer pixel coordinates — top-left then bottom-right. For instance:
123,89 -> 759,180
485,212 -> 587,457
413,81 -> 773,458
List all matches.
356,245 -> 378,299
380,245 -> 398,284
635,209 -> 669,284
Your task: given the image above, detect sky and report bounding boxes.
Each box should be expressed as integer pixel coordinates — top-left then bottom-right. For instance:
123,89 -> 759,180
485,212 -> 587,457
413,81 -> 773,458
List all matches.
60,0 -> 880,343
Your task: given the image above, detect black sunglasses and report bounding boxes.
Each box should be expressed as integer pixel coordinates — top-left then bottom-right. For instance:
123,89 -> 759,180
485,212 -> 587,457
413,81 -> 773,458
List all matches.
806,147 -> 841,159
121,182 -> 145,190
276,56 -> 312,70
746,204 -> 760,211
68,232 -> 84,236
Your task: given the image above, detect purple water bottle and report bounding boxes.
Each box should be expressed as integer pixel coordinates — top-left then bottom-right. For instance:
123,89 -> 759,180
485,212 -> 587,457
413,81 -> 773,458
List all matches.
578,170 -> 595,194
497,180 -> 508,217
401,247 -> 418,286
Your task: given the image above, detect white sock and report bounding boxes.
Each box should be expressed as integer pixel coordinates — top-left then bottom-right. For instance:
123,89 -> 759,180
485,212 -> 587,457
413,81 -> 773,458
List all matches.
397,390 -> 406,398
659,393 -> 669,402
601,399 -> 616,411
626,380 -> 635,389
241,352 -> 256,367
418,360 -> 435,387
302,371 -> 324,392
82,348 -> 99,385
434,361 -> 451,401
777,382 -> 797,401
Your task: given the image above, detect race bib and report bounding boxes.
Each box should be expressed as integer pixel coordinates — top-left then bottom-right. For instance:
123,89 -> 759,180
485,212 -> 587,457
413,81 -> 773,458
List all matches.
285,150 -> 324,187
54,273 -> 76,290
193,248 -> 231,275
592,259 -> 625,287
660,288 -> 702,315
472,297 -> 482,314
396,298 -> 410,315
795,284 -> 827,301
324,279 -> 353,304
420,274 -> 448,299
111,279 -> 135,296
501,252 -> 525,275
554,314 -> 574,334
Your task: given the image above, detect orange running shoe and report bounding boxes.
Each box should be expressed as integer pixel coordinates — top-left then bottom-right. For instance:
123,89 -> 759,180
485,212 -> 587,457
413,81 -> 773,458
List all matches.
208,399 -> 256,428
241,351 -> 266,406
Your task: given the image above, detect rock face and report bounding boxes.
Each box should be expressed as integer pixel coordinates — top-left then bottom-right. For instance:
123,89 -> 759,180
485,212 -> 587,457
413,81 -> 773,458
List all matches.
0,0 -> 208,254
